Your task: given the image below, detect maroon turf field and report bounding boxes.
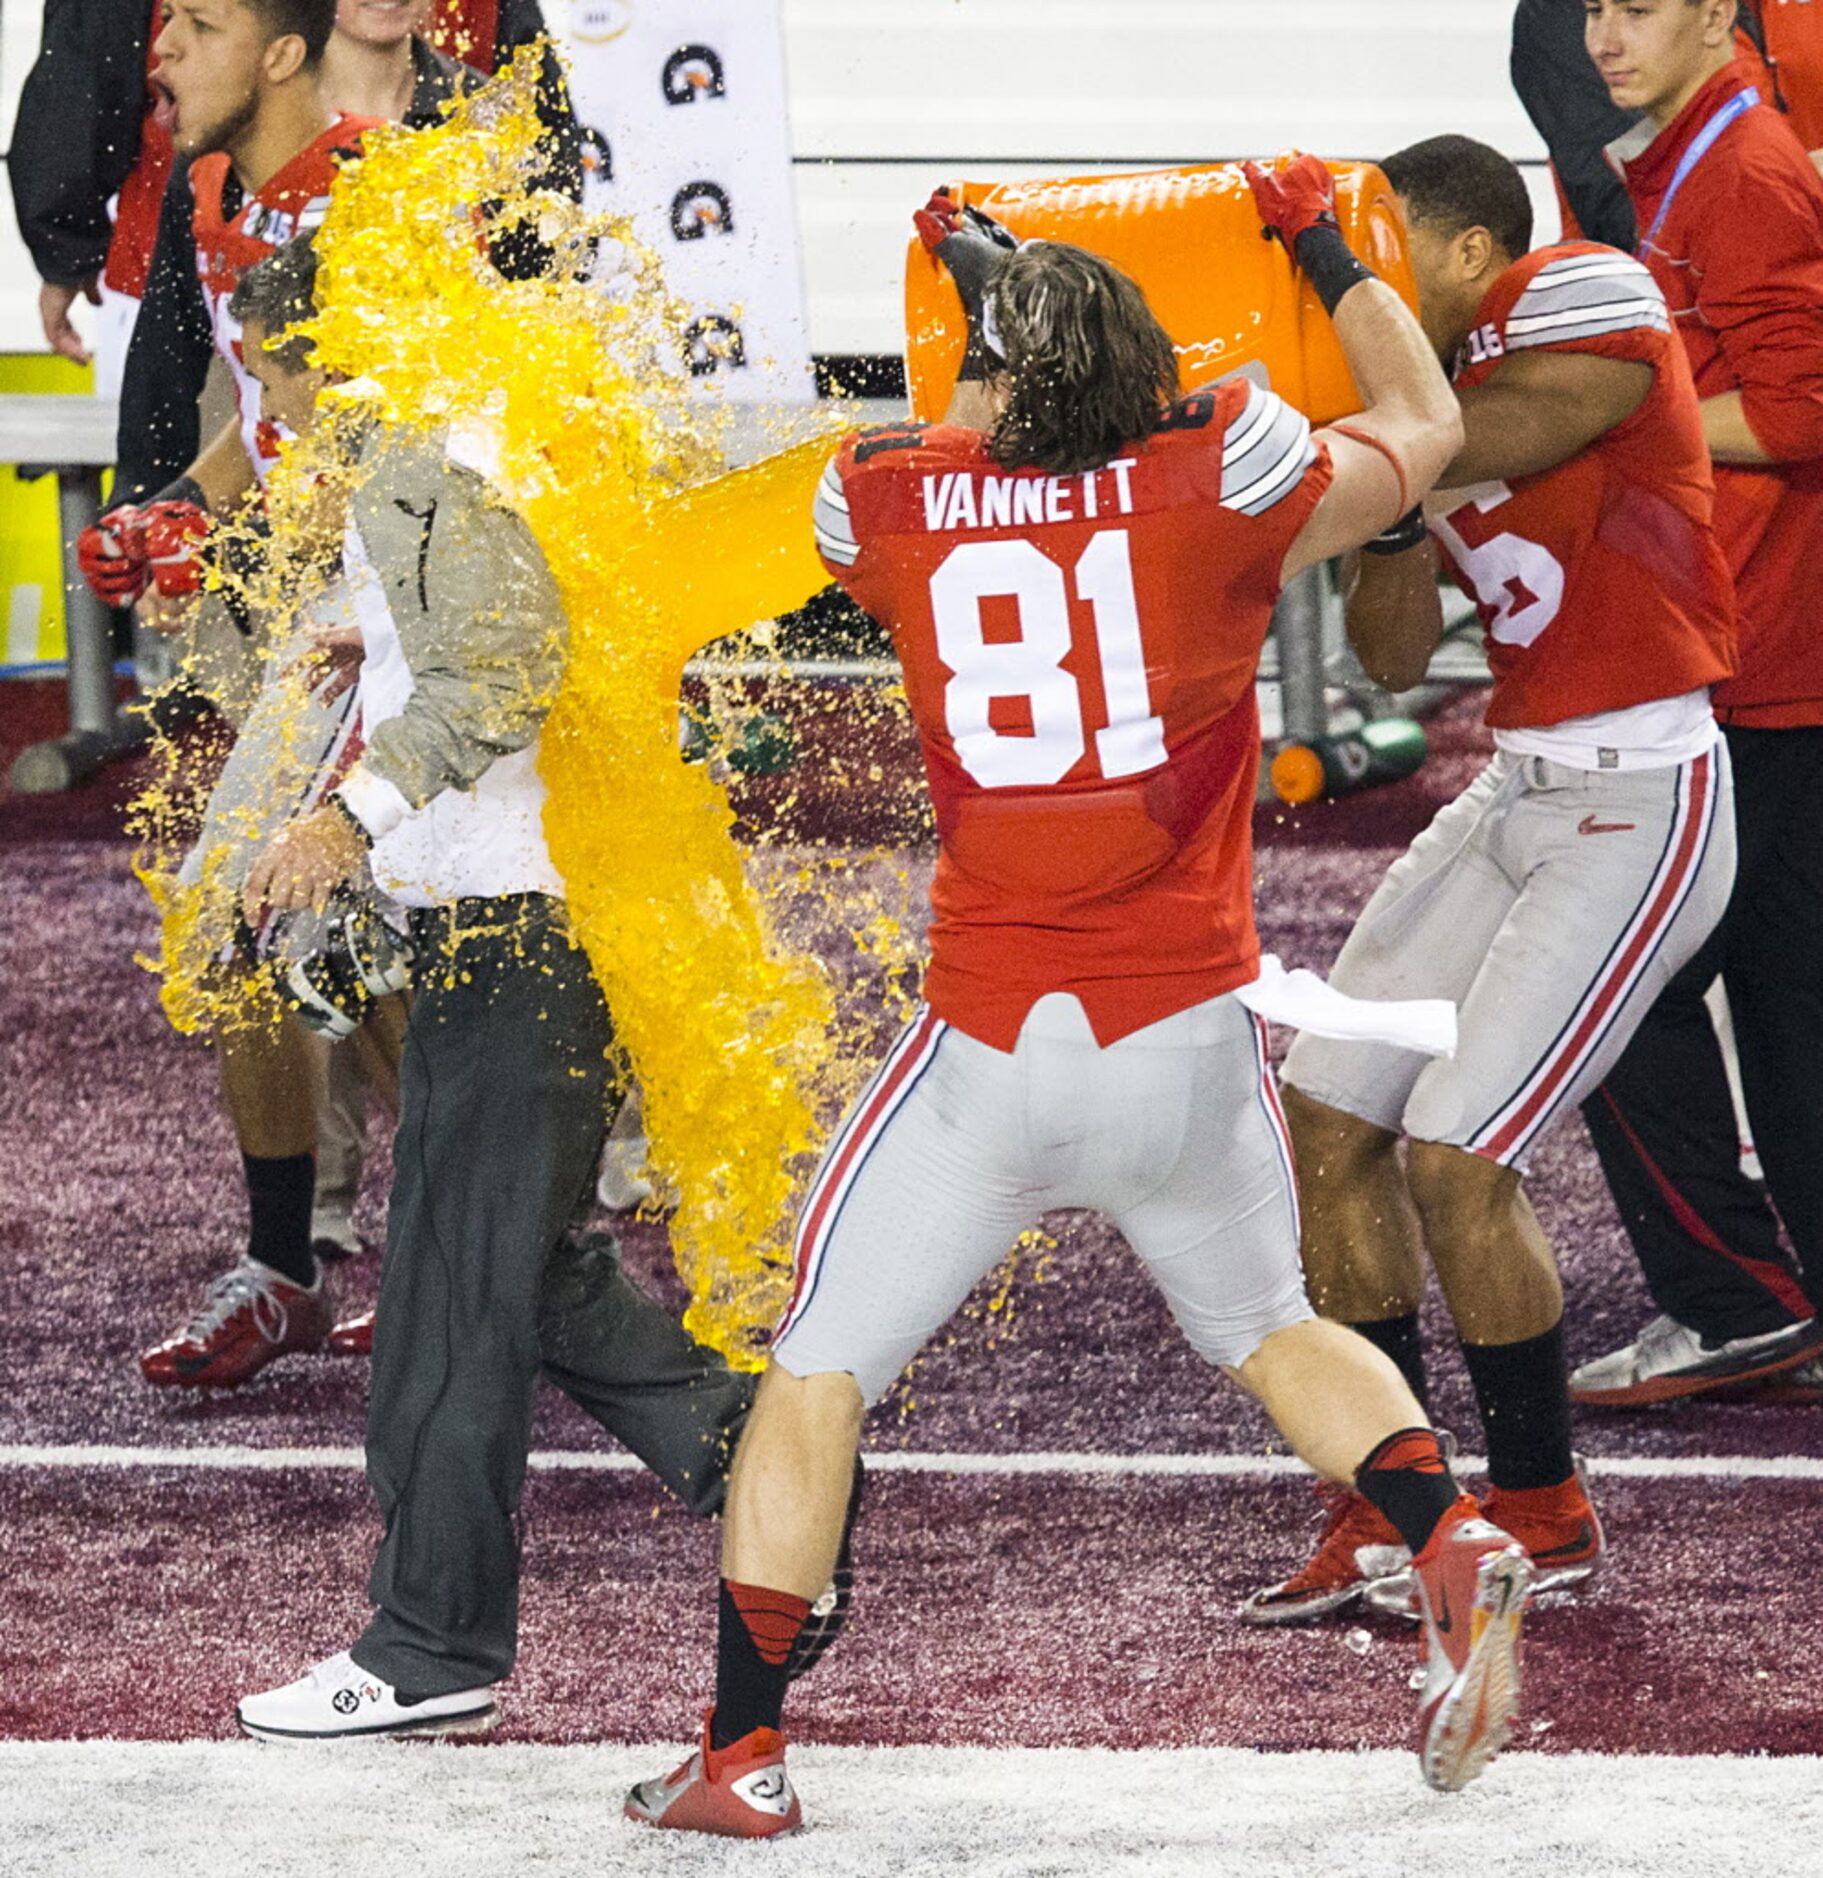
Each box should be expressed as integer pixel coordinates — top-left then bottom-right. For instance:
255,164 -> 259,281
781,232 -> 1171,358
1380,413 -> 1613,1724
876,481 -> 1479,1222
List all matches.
2,677 -> 1819,1760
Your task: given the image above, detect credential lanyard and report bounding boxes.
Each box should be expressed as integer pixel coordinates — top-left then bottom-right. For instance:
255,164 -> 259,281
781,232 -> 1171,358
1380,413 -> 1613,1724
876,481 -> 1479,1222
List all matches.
1639,88 -> 1759,256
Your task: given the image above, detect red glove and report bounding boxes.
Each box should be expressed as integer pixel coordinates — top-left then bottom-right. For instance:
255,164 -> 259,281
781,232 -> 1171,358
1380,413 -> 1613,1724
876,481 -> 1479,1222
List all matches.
77,506 -> 150,607
1243,153 -> 1342,251
913,187 -> 965,253
141,499 -> 212,598
913,188 -> 1019,376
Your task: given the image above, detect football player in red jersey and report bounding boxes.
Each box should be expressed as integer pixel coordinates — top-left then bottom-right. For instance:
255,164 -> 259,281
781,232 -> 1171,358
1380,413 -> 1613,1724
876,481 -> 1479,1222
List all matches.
626,165 -> 1538,1836
1242,136 -> 1740,1632
102,0 -> 376,600
98,1 -> 388,1392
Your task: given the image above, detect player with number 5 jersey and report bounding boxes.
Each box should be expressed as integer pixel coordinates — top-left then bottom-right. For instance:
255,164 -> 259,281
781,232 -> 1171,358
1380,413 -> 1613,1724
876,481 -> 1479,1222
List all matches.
1433,244 -> 1734,735
1248,137 -> 1737,1636
629,160 -> 1543,1841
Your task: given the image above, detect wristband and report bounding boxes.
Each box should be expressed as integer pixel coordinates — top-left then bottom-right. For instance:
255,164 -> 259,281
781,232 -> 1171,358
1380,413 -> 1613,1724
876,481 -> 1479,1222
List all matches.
326,791 -> 374,849
1292,223 -> 1376,317
1362,506 -> 1428,557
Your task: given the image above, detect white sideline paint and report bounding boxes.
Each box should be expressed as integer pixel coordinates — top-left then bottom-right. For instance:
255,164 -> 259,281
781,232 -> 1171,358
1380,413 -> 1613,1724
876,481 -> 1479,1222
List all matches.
2,1741 -> 1818,1878
2,1443 -> 1821,1481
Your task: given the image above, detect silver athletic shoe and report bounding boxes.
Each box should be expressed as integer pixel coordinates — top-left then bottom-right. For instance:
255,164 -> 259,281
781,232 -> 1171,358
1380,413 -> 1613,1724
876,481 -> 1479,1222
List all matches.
1569,1313 -> 1823,1407
1755,1354 -> 1823,1404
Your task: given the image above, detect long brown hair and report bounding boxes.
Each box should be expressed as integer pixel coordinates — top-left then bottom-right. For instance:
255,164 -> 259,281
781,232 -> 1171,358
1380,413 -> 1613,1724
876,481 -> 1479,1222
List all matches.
986,241 -> 1180,476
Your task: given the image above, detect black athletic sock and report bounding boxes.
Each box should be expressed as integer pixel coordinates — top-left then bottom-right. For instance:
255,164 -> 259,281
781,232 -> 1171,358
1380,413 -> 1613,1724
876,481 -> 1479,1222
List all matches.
244,1152 -> 317,1289
1348,1311 -> 1430,1415
712,1579 -> 809,1749
1353,1426 -> 1462,1556
1460,1320 -> 1575,1492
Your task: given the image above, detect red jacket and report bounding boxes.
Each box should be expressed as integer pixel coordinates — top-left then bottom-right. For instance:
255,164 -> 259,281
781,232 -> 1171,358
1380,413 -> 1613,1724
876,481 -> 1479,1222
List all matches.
429,0 -> 502,73
1758,0 -> 1823,152
1617,64 -> 1823,726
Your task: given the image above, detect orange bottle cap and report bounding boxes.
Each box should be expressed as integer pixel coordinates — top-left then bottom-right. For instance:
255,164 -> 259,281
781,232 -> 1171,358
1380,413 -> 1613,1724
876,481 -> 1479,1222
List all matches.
1270,743 -> 1325,805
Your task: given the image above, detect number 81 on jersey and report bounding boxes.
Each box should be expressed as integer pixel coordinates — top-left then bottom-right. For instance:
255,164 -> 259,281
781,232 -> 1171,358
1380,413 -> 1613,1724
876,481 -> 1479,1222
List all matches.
932,530 -> 1167,789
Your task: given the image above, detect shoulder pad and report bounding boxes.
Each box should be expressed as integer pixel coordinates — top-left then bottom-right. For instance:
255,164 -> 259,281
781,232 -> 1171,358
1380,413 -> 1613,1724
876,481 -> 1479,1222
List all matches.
846,421 -> 932,468
1217,379 -> 1317,516
1504,248 -> 1669,351
814,450 -> 859,567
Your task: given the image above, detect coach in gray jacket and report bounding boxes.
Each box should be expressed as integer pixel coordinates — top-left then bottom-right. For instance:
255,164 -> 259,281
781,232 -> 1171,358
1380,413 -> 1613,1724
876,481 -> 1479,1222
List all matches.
227,237 -> 753,1742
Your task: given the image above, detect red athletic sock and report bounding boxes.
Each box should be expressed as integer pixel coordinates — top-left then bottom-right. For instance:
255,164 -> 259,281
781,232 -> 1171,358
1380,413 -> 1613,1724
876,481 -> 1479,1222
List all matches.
712,1579 -> 810,1750
1353,1426 -> 1463,1556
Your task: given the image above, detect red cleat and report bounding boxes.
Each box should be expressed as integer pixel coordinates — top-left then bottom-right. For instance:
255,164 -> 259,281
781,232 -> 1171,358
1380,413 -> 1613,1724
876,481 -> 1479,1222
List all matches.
1238,1484 -> 1410,1625
1367,1458 -> 1604,1619
327,1308 -> 375,1357
140,1259 -> 333,1388
1481,1461 -> 1605,1592
1413,1499 -> 1533,1793
625,1713 -> 800,1838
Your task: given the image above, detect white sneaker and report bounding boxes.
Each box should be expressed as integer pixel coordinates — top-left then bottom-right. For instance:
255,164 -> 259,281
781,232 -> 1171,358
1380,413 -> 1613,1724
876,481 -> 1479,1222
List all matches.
1569,1313 -> 1823,1407
237,1651 -> 498,1743
1757,1354 -> 1823,1405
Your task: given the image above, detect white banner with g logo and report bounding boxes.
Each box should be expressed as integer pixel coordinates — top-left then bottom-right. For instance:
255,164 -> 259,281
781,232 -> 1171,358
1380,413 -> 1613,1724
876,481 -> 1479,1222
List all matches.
556,0 -> 816,403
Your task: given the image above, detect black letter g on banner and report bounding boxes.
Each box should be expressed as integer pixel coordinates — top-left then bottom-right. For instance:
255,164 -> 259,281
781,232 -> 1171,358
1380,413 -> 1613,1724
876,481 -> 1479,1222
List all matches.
662,45 -> 726,103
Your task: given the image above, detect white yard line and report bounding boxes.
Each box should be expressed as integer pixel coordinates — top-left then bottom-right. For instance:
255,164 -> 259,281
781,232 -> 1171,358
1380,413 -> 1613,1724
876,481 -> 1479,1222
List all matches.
1,1442 -> 1820,1480
1,1740 -> 1818,1878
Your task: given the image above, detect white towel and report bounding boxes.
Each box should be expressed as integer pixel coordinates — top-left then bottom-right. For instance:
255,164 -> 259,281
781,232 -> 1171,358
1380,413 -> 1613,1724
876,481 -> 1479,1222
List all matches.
1234,954 -> 1457,1060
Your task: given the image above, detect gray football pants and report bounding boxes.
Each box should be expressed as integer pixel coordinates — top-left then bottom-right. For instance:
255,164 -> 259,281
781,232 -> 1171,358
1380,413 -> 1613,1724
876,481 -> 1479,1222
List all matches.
350,895 -> 752,1696
771,989 -> 1315,1402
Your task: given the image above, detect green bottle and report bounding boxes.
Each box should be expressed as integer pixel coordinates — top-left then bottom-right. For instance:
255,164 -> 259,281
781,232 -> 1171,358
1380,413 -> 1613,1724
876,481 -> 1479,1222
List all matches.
1271,718 -> 1428,804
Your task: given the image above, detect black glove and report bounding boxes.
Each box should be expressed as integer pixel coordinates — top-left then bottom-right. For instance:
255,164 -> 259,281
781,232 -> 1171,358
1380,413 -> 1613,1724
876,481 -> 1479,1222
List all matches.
915,189 -> 1019,379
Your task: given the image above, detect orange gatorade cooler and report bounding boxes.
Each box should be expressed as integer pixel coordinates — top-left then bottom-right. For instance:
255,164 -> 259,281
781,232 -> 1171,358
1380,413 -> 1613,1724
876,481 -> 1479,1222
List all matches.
904,162 -> 1417,427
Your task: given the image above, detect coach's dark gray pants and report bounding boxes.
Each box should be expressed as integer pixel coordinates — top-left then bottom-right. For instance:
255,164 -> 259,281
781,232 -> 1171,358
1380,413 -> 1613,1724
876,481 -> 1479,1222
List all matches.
350,895 -> 752,1696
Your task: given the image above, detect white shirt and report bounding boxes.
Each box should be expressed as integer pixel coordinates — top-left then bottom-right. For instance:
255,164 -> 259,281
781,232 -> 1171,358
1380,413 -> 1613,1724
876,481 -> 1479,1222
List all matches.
1494,688 -> 1720,771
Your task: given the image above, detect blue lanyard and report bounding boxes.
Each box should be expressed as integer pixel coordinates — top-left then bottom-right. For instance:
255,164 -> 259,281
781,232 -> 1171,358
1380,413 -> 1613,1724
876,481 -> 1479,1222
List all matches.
1639,88 -> 1759,256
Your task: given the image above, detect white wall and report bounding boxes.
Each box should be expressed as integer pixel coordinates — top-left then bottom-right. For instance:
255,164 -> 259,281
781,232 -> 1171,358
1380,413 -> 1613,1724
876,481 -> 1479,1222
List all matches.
783,0 -> 1554,355
1,0 -> 1553,359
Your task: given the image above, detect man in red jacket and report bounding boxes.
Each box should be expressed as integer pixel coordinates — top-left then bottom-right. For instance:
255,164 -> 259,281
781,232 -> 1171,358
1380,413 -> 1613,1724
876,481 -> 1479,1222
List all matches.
1567,0 -> 1823,1405
1756,0 -> 1823,150
1511,0 -> 1794,250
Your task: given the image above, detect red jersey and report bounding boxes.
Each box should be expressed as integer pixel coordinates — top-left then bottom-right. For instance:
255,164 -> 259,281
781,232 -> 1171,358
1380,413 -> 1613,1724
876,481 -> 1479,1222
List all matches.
190,118 -> 376,481
815,385 -> 1332,1050
430,0 -> 501,71
1615,65 -> 1823,726
1435,244 -> 1735,732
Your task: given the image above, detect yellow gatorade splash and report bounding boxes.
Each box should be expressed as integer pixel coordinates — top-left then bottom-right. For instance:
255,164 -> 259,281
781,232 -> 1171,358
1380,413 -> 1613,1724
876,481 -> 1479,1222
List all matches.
132,393 -> 386,1040
536,444 -> 848,1356
137,54 -> 882,1360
